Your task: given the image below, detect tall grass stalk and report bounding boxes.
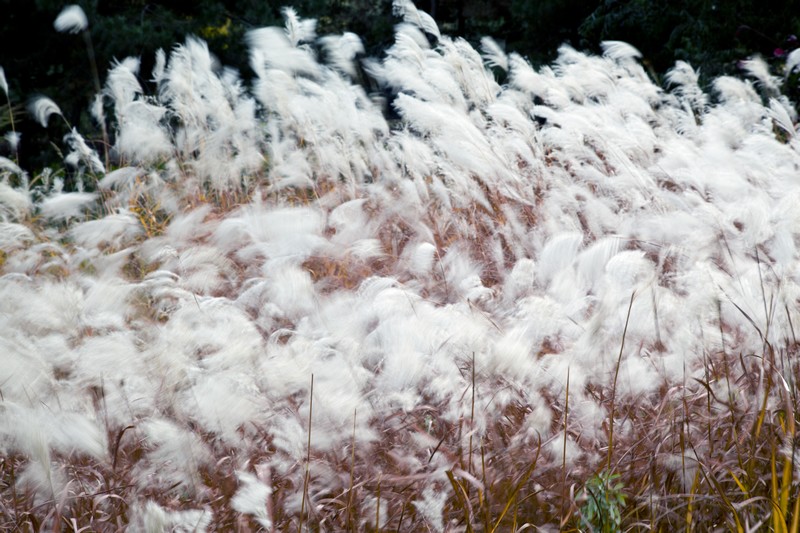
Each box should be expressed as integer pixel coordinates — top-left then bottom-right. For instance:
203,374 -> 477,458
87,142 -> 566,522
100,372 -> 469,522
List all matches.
468,351 -> 476,476
347,408 -> 357,531
562,365 -> 570,524
299,373 -> 314,532
607,291 -> 635,472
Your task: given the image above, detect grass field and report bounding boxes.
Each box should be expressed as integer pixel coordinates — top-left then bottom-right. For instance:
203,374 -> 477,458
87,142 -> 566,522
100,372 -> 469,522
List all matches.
3,2 -> 800,531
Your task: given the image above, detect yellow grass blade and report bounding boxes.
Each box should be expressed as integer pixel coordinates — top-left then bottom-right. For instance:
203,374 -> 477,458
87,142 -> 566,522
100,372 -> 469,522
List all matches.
491,458 -> 538,533
685,469 -> 701,533
772,449 -> 789,533
790,491 -> 800,533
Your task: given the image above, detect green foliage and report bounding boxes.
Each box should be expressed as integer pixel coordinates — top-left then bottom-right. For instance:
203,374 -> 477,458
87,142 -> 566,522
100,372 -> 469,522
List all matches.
579,470 -> 626,533
579,0 -> 800,84
507,0 -> 597,64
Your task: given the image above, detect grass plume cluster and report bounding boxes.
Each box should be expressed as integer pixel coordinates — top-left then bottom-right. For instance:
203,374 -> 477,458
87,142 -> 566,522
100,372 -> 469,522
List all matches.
3,2 -> 800,531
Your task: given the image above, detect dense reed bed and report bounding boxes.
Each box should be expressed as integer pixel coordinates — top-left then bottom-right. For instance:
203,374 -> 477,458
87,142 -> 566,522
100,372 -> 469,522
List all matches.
3,2 -> 800,530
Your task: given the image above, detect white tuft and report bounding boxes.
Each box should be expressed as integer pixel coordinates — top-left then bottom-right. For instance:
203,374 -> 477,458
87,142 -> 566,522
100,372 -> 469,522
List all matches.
393,0 -> 440,39
69,210 -> 142,249
231,470 -> 273,528
319,32 -> 364,78
0,156 -> 25,178
39,192 -> 97,221
481,37 -> 508,72
97,166 -> 141,190
64,128 -> 105,174
28,96 -> 62,127
248,27 -> 321,77
0,66 -> 7,96
4,131 -> 20,151
133,501 -> 213,533
666,60 -> 708,111
0,182 -> 32,220
601,40 -> 642,61
413,486 -> 447,532
409,241 -> 437,275
769,98 -> 796,137
281,6 -> 317,46
0,222 -> 35,249
90,93 -> 105,126
54,5 -> 88,34
786,49 -> 800,76
739,56 -> 780,94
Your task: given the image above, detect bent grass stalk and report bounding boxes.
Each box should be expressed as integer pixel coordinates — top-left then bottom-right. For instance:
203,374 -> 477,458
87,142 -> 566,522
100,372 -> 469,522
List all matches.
299,373 -> 314,532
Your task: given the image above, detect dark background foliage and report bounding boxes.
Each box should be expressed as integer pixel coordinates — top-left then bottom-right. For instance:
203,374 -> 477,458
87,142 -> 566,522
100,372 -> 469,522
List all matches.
1,0 -> 799,172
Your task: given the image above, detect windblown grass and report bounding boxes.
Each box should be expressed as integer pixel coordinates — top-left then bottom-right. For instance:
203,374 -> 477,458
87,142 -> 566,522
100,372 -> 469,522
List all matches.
3,2 -> 800,531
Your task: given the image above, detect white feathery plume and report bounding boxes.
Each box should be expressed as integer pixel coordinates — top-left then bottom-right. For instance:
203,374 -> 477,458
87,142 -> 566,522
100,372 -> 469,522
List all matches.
15,460 -> 65,508
97,166 -> 141,190
0,182 -> 32,220
440,37 -> 499,107
0,222 -> 34,250
281,6 -> 317,46
151,48 -> 166,83
480,36 -> 508,72
786,48 -> 800,76
155,37 -> 264,190
104,57 -> 172,163
231,471 -> 273,528
105,57 -> 143,112
408,241 -> 437,275
665,60 -> 708,112
136,418 -> 213,496
28,96 -> 62,127
538,232 -> 583,287
69,210 -> 142,249
64,128 -> 104,174
0,156 -> 25,178
248,27 -> 321,78
576,236 -> 623,289
0,66 -> 8,96
132,501 -> 213,532
90,92 -> 105,127
712,76 -> 760,105
39,192 -> 97,221
739,56 -> 780,94
4,131 -> 20,151
601,40 -> 642,62
413,486 -> 448,533
319,32 -> 364,78
116,100 -> 170,162
54,5 -> 88,34
393,0 -> 440,39
768,97 -> 796,137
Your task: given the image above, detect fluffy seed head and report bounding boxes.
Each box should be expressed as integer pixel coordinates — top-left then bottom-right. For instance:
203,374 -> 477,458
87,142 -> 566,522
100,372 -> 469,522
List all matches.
54,5 -> 88,34
28,96 -> 62,127
0,66 -> 8,96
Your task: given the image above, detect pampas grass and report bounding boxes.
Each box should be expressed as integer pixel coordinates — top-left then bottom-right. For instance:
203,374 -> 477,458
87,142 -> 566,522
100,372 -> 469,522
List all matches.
4,1 -> 800,530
